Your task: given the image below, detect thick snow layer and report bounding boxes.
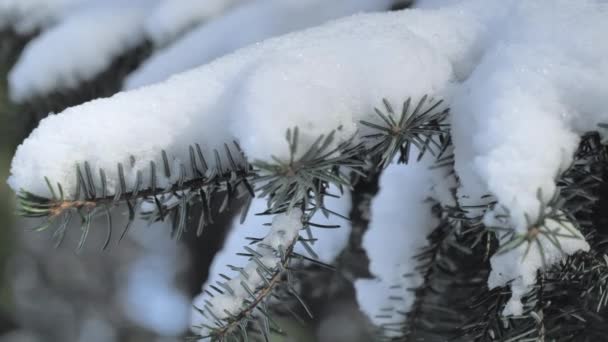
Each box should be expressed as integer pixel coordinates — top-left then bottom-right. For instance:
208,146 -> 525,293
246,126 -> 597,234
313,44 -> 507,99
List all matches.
144,0 -> 245,46
8,0 -> 152,102
125,0 -> 394,89
0,0 -> 86,34
191,210 -> 303,333
354,155 -> 444,327
487,213 -> 590,316
10,6 -> 479,197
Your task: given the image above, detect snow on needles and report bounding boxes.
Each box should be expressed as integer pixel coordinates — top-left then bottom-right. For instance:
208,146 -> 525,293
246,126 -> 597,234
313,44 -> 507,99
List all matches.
192,190 -> 351,331
125,0 -> 394,89
487,212 -> 590,316
191,209 -> 303,334
8,0 -> 608,320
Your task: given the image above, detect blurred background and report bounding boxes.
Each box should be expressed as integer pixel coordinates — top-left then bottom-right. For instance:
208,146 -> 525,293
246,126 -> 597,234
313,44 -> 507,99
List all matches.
0,1 -> 413,341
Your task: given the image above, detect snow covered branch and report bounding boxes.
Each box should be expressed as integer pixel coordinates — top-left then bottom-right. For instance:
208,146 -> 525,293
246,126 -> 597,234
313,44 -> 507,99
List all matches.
191,209 -> 303,340
7,0 -> 608,339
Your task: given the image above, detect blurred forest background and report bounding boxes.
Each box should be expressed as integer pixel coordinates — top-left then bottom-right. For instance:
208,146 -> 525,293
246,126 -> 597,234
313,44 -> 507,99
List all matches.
0,1 -> 413,341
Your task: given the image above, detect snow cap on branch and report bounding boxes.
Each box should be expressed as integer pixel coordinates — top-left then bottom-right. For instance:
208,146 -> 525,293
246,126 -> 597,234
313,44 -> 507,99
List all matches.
10,6 -> 474,197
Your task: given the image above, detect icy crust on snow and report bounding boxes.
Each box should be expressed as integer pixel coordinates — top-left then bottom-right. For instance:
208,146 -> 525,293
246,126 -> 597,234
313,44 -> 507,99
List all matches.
10,6 -> 485,197
487,214 -> 590,316
144,0 -> 245,46
8,1 -> 151,102
125,0 -> 394,89
191,209 -> 303,333
0,0 -> 85,34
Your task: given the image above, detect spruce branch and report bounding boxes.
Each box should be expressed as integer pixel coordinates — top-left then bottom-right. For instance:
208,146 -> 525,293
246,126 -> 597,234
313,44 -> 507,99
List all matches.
190,209 -> 303,341
14,95 -> 466,340
190,194 -> 349,341
360,95 -> 450,169
17,142 -> 254,248
254,127 -> 367,214
488,189 -> 586,266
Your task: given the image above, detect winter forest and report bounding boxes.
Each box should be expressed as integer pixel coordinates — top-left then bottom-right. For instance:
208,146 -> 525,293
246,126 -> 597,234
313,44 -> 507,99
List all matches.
0,0 -> 607,341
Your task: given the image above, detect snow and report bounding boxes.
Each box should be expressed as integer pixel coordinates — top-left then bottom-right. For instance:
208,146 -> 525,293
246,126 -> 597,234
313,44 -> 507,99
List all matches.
6,0 -> 245,102
191,189 -> 351,331
354,153 -> 448,328
8,0 -> 152,102
486,212 -> 590,316
125,0 -> 394,89
8,0 -> 608,323
144,0 -> 246,46
10,7 -> 466,197
0,0 -> 86,34
121,251 -> 191,335
191,209 -> 303,333
447,0 -> 608,309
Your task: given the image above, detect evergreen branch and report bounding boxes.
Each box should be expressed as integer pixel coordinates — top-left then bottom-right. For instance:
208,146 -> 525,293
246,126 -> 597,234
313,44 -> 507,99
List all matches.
488,189 -> 586,265
184,127 -> 366,340
190,199 -> 342,341
17,142 -> 254,248
192,212 -> 301,341
394,201 -> 496,342
460,283 -> 541,342
360,95 -> 450,169
254,127 -> 367,214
